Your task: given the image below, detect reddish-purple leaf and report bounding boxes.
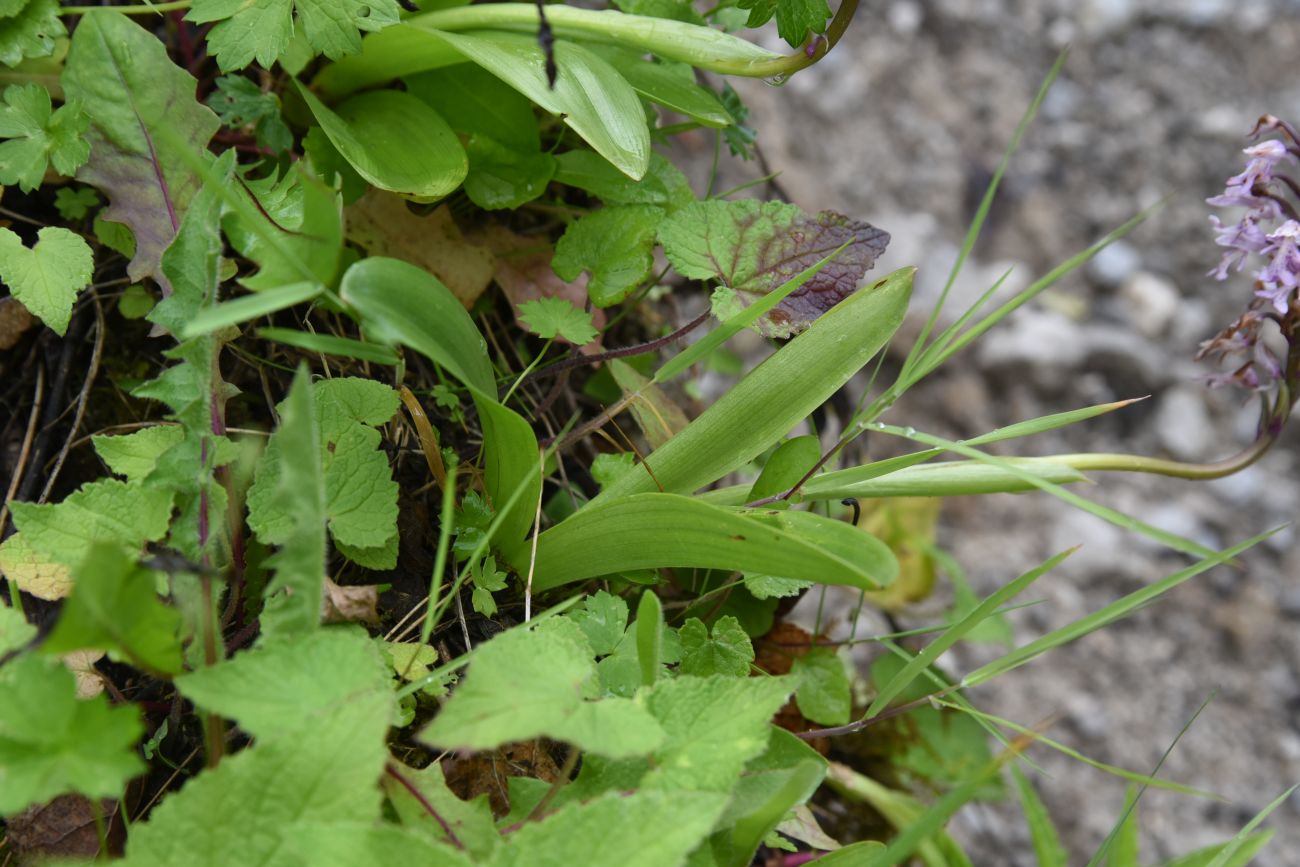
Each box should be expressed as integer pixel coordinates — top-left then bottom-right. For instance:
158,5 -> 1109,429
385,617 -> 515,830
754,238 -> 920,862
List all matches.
658,199 -> 889,337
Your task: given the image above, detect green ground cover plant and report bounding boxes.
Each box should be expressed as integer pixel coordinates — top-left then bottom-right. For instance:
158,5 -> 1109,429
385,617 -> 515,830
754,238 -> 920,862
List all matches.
0,1 -> 1296,864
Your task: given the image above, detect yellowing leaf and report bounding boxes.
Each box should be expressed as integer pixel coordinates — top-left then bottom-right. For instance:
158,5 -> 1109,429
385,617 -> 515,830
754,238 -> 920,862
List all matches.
62,649 -> 106,699
321,577 -> 380,625
0,532 -> 73,600
345,190 -> 494,309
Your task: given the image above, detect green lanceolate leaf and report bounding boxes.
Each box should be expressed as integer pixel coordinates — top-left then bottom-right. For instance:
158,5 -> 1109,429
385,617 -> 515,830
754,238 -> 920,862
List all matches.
552,205 -> 664,307
406,63 -> 540,150
420,624 -> 666,759
297,84 -> 467,199
0,653 -> 143,815
659,199 -> 890,337
188,0 -> 401,71
523,493 -> 897,592
313,24 -> 465,98
0,226 -> 93,335
62,11 -> 220,295
635,590 -> 664,688
583,44 -> 732,128
592,269 -> 911,504
419,29 -> 651,180
553,150 -> 694,211
0,83 -> 89,191
42,544 -> 183,675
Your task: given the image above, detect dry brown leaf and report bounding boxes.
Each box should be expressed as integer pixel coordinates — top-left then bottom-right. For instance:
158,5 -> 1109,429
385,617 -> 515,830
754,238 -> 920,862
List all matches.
6,795 -> 123,862
62,649 -> 107,699
473,225 -> 605,354
345,190 -> 495,309
321,576 -> 380,625
0,533 -> 74,600
0,295 -> 35,349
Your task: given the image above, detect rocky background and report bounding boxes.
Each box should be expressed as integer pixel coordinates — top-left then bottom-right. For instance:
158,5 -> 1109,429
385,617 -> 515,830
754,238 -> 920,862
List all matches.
685,0 -> 1300,862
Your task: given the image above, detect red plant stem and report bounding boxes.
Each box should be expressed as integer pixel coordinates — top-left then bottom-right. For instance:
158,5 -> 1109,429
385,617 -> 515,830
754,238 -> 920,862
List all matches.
384,764 -> 464,849
520,309 -> 710,389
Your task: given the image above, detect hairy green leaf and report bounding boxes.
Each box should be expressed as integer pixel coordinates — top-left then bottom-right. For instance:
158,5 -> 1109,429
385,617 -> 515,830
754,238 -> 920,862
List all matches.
569,590 -> 630,657
0,226 -> 93,335
0,653 -> 143,815
10,478 -> 174,570
208,75 -> 293,152
679,615 -> 753,677
552,205 -> 664,307
0,0 -> 64,68
223,164 -> 342,291
0,83 -> 89,191
63,11 -> 220,295
517,297 -> 598,344
791,647 -> 850,726
42,544 -> 183,674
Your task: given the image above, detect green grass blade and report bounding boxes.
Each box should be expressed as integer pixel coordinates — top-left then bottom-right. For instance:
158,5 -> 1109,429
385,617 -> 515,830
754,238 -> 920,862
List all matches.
962,530 -> 1277,689
899,49 -> 1068,382
866,548 -> 1074,717
654,239 -> 853,383
255,327 -> 400,365
1202,787 -> 1295,867
1160,831 -> 1273,867
182,281 -> 323,338
635,590 -> 663,687
1011,766 -> 1068,867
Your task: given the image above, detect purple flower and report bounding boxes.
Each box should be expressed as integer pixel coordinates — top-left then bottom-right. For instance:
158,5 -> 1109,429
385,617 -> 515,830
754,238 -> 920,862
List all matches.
1197,310 -> 1283,391
1256,220 -> 1300,312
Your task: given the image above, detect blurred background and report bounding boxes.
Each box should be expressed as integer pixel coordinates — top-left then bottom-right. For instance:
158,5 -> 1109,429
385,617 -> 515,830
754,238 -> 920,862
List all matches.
676,0 -> 1300,862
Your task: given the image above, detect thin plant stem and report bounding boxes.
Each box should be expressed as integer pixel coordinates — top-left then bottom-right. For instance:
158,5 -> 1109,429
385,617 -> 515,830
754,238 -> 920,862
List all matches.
62,0 -> 193,14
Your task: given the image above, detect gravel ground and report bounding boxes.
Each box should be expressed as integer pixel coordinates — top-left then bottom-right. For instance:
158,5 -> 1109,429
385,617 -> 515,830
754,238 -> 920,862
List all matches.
684,1 -> 1300,862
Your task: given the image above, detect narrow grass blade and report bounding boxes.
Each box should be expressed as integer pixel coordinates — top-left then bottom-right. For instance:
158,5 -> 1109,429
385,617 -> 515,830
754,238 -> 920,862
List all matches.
961,530 -> 1277,689
255,327 -> 400,365
1011,766 -> 1068,867
1161,831 -> 1273,867
654,239 -> 852,383
182,282 -> 322,338
1202,787 -> 1295,867
866,548 -> 1074,718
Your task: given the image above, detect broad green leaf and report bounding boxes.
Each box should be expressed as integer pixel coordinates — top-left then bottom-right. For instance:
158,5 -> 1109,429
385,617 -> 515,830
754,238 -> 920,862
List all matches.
63,11 -> 219,294
323,424 -> 400,551
284,824 -> 471,867
524,493 -> 897,592
791,647 -> 850,726
659,199 -> 889,337
208,74 -> 293,152
222,164 -> 342,291
0,604 -> 35,655
552,204 -> 664,307
420,625 -> 666,758
715,729 -> 828,865
0,532 -> 72,600
405,63 -> 539,150
554,150 -> 694,210
1012,766 -> 1068,867
584,45 -> 732,127
743,573 -> 811,599
746,434 -> 822,507
679,615 -> 753,677
517,297 -> 599,344
0,653 -> 143,815
121,696 -> 393,867
612,0 -> 707,24
187,0 -> 401,71
10,478 -> 174,569
383,761 -> 500,860
314,375 -> 402,437
464,134 -> 555,210
177,628 -> 393,740
297,85 -> 467,199
258,366 -> 329,640
313,23 -> 465,98
487,789 -> 728,867
420,29 -> 650,180
0,0 -> 63,68
569,590 -> 630,656
341,257 -> 541,549
0,83 -> 89,191
93,426 -> 186,482
54,186 -> 101,221
591,269 -> 911,503
42,544 -> 183,675
0,226 -> 93,334
643,674 -> 792,792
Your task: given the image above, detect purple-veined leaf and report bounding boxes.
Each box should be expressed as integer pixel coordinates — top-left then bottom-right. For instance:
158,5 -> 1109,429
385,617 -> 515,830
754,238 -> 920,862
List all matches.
659,199 -> 889,337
